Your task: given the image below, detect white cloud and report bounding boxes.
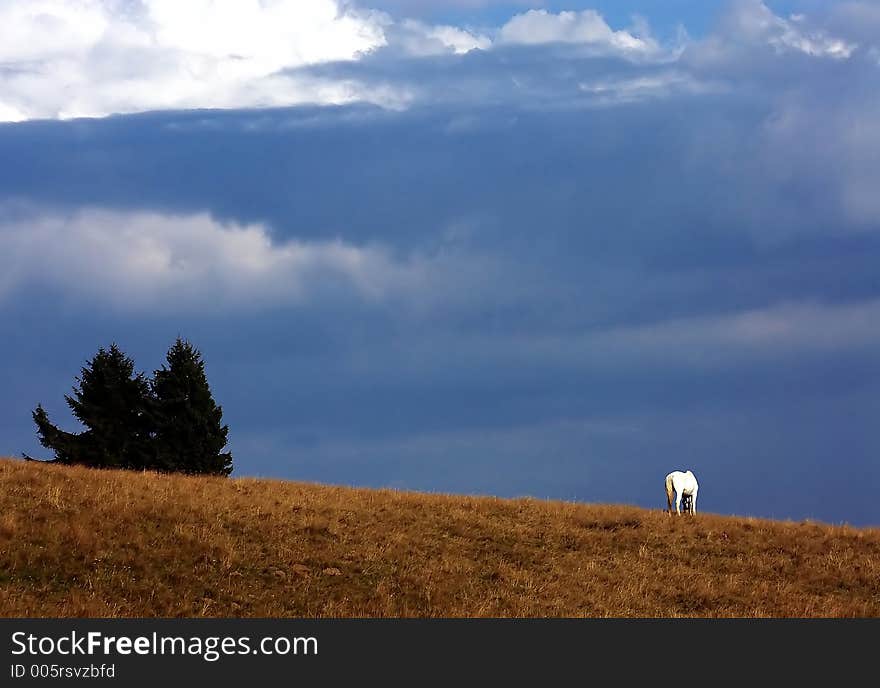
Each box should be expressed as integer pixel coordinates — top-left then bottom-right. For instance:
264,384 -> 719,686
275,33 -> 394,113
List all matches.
0,1 -> 869,122
0,0 -> 392,120
0,102 -> 27,123
772,14 -> 855,59
0,208 -> 440,311
690,0 -> 857,66
0,0 -> 110,63
0,0 -> 502,120
145,0 -> 380,66
498,9 -> 662,57
397,19 -> 491,56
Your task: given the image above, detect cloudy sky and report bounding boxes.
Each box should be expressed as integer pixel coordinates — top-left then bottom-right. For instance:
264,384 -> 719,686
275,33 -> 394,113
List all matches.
2,0 -> 878,525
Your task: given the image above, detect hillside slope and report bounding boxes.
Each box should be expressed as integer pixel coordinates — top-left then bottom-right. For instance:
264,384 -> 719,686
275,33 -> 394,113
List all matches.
1,458 -> 878,617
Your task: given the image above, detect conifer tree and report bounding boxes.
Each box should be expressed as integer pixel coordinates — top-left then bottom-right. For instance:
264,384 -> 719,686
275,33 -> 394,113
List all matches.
151,338 -> 233,476
31,406 -> 79,464
32,344 -> 153,469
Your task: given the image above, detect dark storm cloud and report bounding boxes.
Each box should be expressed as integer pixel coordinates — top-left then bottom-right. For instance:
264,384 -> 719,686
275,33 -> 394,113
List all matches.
1,1 -> 879,524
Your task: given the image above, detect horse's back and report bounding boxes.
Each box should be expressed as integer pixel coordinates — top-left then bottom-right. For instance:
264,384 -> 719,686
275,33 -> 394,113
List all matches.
668,469 -> 698,492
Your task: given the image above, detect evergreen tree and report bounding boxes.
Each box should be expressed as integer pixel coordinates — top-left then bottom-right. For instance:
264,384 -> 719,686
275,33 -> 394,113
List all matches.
31,405 -> 80,464
32,344 -> 153,469
151,338 -> 233,476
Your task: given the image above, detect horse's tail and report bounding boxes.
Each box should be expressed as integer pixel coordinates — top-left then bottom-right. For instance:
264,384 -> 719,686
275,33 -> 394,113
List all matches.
664,474 -> 674,514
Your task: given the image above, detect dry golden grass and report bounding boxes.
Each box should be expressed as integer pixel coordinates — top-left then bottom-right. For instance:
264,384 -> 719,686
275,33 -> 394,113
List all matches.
0,457 -> 878,617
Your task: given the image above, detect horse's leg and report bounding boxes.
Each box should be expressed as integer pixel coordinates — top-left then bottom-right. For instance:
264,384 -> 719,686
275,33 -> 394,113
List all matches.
691,491 -> 697,515
675,492 -> 682,515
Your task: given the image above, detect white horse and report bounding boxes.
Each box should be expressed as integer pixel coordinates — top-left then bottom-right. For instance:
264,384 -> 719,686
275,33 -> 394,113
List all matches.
665,470 -> 698,515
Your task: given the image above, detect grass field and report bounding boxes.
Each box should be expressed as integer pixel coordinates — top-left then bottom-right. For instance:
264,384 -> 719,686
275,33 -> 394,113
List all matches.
1,457 -> 878,617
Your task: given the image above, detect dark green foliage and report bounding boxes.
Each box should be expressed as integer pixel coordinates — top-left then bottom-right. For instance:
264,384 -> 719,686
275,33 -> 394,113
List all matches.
32,405 -> 80,465
31,340 -> 232,476
151,338 -> 232,476
33,344 -> 153,470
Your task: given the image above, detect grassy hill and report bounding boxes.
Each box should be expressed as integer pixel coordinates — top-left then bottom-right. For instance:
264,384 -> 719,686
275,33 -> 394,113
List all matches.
1,457 -> 878,617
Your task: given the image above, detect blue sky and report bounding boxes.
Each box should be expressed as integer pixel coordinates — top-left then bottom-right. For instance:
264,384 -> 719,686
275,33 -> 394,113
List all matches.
1,1 -> 879,525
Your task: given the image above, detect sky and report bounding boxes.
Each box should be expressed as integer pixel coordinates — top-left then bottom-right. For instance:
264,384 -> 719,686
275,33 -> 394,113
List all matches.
1,0 -> 878,526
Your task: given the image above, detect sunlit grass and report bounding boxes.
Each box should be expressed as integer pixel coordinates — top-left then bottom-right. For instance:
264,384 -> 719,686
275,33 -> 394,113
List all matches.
1,458 -> 878,617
